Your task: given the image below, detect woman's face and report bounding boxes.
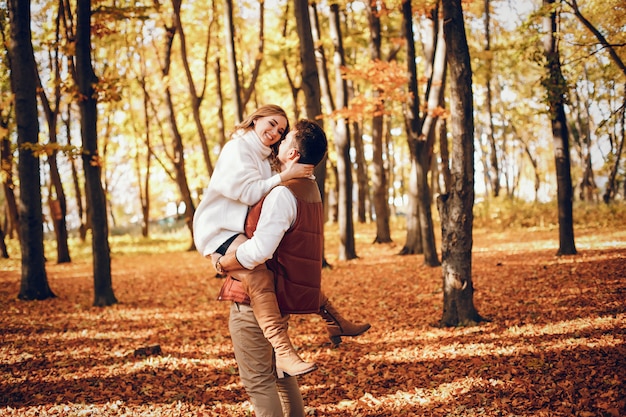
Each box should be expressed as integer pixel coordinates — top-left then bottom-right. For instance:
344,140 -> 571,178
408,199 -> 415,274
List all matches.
254,115 -> 288,147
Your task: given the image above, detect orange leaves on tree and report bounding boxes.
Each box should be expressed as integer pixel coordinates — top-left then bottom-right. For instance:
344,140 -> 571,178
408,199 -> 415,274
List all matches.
338,60 -> 412,121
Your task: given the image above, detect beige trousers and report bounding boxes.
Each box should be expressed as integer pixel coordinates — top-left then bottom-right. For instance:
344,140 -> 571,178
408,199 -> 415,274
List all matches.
229,303 -> 305,417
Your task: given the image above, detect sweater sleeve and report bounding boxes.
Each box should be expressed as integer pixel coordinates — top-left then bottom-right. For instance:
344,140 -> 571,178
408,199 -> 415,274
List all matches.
211,136 -> 281,206
235,186 -> 297,269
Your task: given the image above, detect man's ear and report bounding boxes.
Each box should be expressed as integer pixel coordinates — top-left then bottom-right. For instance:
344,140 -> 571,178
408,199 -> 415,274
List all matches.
289,148 -> 300,160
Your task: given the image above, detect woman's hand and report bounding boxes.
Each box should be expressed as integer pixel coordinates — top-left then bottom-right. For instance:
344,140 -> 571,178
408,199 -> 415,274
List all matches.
280,158 -> 314,181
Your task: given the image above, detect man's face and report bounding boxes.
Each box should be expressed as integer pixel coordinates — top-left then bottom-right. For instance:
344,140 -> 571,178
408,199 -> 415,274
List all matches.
277,130 -> 298,164
254,115 -> 288,147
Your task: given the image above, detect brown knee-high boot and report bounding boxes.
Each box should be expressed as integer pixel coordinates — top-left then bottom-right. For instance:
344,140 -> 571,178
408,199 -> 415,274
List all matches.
318,294 -> 371,345
236,267 -> 317,377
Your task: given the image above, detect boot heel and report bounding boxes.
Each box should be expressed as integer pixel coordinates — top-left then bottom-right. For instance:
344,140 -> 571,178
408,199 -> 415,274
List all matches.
319,301 -> 371,344
330,335 -> 342,345
275,363 -> 317,379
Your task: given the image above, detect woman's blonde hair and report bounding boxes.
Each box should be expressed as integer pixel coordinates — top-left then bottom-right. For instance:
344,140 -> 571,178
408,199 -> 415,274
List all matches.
232,104 -> 290,172
233,104 -> 290,134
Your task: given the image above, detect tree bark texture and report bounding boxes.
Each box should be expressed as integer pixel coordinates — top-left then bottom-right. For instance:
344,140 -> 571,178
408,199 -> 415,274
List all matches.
9,0 -> 55,300
171,0 -> 214,177
224,0 -> 242,123
542,0 -> 577,256
368,0 -> 392,243
76,0 -> 117,306
329,3 -> 356,261
602,86 -> 625,203
37,22 -> 71,263
1,119 -> 19,241
415,11 -> 446,267
400,0 -> 422,256
401,1 -> 439,263
483,0 -> 500,197
438,0 -> 482,327
159,11 -> 196,248
304,1 -> 328,204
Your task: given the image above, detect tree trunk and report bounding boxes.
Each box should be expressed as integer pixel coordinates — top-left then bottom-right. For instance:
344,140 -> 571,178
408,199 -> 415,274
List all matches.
329,3 -> 356,260
400,3 -> 440,266
400,0 -> 422,256
513,123 -> 541,202
215,58 -> 227,149
415,11 -> 446,267
542,0 -> 577,256
367,0 -> 391,243
483,0 -> 500,197
239,0 -> 265,109
305,0 -> 329,204
602,86 -> 625,204
438,117 -> 452,194
572,85 -> 597,202
401,1 -> 439,263
171,0 -> 214,177
160,17 -> 196,249
136,51 -> 152,238
37,12 -> 71,263
66,119 -> 88,241
438,0 -> 482,327
295,0 -> 326,210
224,0 -> 243,123
1,115 -> 19,241
296,0 -> 328,265
400,159 -> 422,255
9,0 -> 55,301
351,117 -> 368,223
76,0 -> 117,306
0,225 -> 8,258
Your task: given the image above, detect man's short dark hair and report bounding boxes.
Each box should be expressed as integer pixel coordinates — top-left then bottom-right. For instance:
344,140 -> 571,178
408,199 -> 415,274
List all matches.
293,120 -> 327,166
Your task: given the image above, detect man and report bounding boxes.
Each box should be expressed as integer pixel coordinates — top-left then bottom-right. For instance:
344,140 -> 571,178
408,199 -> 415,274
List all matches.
216,119 -> 329,416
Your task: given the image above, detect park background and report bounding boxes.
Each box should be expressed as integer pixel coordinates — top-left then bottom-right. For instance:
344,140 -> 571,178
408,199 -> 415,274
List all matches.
1,0 -> 626,415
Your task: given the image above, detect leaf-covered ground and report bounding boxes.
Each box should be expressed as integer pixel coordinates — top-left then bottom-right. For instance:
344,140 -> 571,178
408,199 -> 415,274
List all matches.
1,225 -> 625,416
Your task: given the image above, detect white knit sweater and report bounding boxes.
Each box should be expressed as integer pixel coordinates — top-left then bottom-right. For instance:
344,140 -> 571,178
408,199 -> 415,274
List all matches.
192,129 -> 282,257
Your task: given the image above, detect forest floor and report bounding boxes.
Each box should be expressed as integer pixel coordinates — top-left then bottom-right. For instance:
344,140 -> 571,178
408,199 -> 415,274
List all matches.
0,224 -> 624,416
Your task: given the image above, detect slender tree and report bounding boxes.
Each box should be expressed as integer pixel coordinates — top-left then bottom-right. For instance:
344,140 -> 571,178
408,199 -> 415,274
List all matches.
401,0 -> 423,256
224,0 -> 242,122
437,0 -> 482,326
294,0 -> 329,267
367,0 -> 392,243
37,0 -> 71,263
0,100 -> 18,243
8,0 -> 55,300
0,18 -> 18,243
76,0 -> 117,306
294,0 -> 325,197
400,2 -> 439,267
128,22 -> 153,238
171,0 -> 214,177
329,3 -> 356,260
603,91 -> 625,203
483,0 -> 500,197
542,0 -> 576,256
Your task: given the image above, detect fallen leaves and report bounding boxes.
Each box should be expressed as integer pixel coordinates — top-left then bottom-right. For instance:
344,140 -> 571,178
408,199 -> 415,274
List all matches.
0,224 -> 625,416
